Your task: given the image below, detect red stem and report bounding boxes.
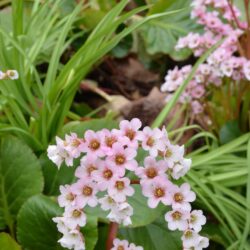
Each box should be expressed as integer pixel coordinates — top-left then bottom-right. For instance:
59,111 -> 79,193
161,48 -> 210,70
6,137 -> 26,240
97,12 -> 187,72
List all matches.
131,179 -> 140,184
227,0 -> 244,29
106,222 -> 119,250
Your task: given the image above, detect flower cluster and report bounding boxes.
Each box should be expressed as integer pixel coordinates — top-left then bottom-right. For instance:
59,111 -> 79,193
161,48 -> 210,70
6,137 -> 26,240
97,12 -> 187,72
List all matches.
0,69 -> 18,80
48,118 -> 208,250
111,239 -> 143,250
161,0 -> 249,114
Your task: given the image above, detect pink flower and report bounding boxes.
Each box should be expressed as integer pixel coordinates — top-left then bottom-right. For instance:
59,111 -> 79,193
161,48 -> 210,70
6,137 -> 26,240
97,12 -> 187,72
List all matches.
58,184 -> 76,208
106,142 -> 137,176
171,183 -> 196,211
92,161 -> 118,191
108,177 -> 134,202
63,206 -> 87,229
190,85 -> 205,99
101,129 -> 120,155
141,176 -> 175,208
165,209 -> 189,231
72,180 -> 98,208
75,155 -> 101,179
191,101 -> 203,115
135,156 -> 168,182
118,118 -> 142,148
64,133 -> 84,158
137,127 -> 166,156
189,210 -> 206,232
111,239 -> 130,250
161,67 -> 184,92
82,130 -> 104,157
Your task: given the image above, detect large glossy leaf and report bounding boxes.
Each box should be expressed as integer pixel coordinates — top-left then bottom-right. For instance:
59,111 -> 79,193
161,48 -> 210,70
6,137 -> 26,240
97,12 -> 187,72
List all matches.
41,154 -> 77,196
16,195 -> 64,250
0,233 -> 21,250
17,194 -> 98,250
138,0 -> 200,60
43,119 -> 118,196
61,118 -> 118,137
0,136 -> 43,231
120,216 -> 182,250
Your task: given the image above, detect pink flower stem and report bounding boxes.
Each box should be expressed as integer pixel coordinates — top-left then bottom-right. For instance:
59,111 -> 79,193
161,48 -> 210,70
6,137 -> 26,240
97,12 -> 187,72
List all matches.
106,222 -> 119,250
227,0 -> 244,29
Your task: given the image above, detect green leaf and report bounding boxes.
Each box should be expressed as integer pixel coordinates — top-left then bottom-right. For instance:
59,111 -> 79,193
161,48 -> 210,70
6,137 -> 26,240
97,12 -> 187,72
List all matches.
86,185 -> 165,228
41,154 -> 77,196
0,136 -> 43,232
81,214 -> 98,250
0,233 -> 21,250
17,194 -> 98,250
219,120 -> 242,145
139,0 -> 200,60
17,195 -> 64,250
119,216 -> 182,250
61,118 -> 118,136
111,32 -> 133,58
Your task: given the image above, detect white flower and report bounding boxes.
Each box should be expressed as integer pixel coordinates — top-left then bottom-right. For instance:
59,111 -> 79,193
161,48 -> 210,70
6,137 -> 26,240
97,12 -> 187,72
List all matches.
52,217 -> 70,234
163,144 -> 184,168
107,202 -> 133,226
58,230 -> 85,250
0,71 -> 5,80
63,207 -> 87,229
181,230 -> 200,249
189,210 -> 206,232
129,243 -> 144,250
6,70 -> 19,79
172,158 -> 191,179
99,195 -> 117,211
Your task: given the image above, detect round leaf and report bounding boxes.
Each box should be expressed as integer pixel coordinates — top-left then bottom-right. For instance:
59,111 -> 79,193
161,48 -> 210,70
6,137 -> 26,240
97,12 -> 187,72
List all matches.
17,195 -> 98,250
0,136 -> 43,230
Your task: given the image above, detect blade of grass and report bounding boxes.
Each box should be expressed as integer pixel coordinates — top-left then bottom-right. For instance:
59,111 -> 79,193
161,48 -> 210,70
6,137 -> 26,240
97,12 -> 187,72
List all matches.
239,137 -> 250,249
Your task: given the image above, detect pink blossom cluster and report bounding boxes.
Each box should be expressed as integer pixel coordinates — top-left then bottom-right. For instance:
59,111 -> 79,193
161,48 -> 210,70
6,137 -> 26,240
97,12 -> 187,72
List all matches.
0,69 -> 18,80
161,0 -> 250,114
111,238 -> 143,250
48,118 -> 208,250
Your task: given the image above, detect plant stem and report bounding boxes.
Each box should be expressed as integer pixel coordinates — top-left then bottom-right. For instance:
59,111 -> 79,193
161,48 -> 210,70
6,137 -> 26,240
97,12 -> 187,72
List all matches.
131,179 -> 140,184
227,0 -> 244,29
106,222 -> 119,250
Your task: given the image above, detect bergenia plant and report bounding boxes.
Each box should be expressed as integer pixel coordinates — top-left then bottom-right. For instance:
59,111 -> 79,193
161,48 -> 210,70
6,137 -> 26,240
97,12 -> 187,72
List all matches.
161,0 -> 250,130
47,118 -> 208,250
